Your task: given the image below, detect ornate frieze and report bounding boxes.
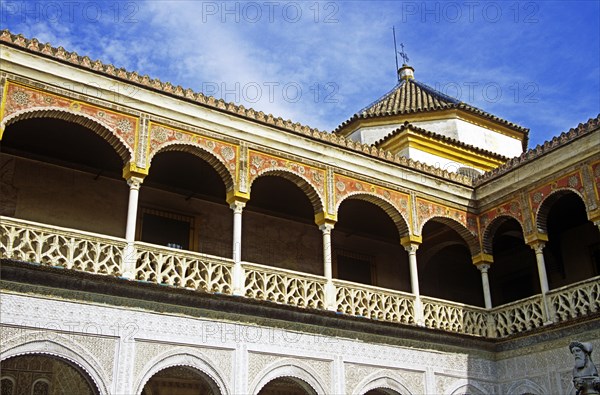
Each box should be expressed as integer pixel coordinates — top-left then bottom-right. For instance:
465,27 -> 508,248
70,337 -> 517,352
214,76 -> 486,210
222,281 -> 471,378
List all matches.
415,197 -> 478,239
333,173 -> 410,231
248,150 -> 326,211
1,82 -> 137,160
147,122 -> 238,188
529,170 -> 585,215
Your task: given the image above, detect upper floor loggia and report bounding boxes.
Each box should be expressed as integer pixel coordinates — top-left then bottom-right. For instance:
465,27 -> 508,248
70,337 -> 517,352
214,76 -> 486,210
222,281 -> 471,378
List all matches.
1,30 -> 599,339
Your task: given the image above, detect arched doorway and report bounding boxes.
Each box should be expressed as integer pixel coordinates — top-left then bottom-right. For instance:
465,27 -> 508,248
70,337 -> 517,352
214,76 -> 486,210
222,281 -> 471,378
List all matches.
257,376 -> 316,395
365,389 -> 402,395
244,175 -> 322,274
486,217 -> 538,305
140,149 -> 231,257
0,354 -> 98,395
539,191 -> 600,288
333,198 -> 409,291
141,366 -> 221,395
419,219 -> 483,306
1,116 -> 128,236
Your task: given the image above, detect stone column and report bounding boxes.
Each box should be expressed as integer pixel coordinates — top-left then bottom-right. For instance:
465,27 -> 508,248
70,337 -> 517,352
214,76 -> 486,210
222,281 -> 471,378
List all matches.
230,199 -> 246,296
528,238 -> 554,323
477,264 -> 493,309
401,236 -> 423,326
320,222 -> 337,311
123,175 -> 144,279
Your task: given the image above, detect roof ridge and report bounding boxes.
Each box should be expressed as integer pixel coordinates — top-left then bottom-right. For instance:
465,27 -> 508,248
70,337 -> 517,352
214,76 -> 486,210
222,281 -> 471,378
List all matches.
474,114 -> 600,185
0,29 -> 477,186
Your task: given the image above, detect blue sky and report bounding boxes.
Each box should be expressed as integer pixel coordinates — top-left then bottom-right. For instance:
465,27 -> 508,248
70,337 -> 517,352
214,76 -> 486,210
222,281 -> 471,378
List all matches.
2,0 -> 599,149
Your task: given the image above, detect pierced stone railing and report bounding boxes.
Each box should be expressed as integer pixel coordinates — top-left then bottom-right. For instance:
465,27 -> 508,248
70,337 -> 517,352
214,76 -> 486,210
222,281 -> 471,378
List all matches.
548,275 -> 600,321
422,296 -> 488,336
135,242 -> 233,294
3,216 -> 600,339
0,216 -> 125,276
243,262 -> 325,309
491,295 -> 545,337
334,280 -> 415,325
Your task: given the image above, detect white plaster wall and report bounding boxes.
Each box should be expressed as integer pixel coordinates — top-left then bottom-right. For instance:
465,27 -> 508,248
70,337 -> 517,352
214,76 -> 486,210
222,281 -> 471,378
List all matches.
412,119 -> 523,158
348,125 -> 399,145
406,148 -> 482,174
348,118 -> 523,160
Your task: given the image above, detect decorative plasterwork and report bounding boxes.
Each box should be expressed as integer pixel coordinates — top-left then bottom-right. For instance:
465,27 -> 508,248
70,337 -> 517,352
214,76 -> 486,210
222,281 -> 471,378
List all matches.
133,344 -> 231,395
333,173 -> 410,235
416,198 -> 478,245
248,353 -> 330,395
345,364 -> 423,395
147,121 -> 238,190
529,170 -> 585,220
0,328 -> 112,395
248,150 -> 326,213
0,81 -> 136,162
591,160 -> 600,203
479,199 -> 525,252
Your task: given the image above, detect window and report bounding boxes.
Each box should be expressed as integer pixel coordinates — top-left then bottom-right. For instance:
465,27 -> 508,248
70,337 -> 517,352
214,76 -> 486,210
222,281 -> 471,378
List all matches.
140,209 -> 194,250
336,251 -> 375,286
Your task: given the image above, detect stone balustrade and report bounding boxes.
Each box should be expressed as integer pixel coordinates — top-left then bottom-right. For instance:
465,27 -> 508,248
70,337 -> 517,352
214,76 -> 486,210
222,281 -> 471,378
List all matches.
422,296 -> 488,336
334,279 -> 415,324
2,216 -> 599,339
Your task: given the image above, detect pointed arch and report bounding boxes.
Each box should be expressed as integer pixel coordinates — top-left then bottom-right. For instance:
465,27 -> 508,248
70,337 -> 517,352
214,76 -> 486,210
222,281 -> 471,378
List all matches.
134,349 -> 229,395
353,373 -> 414,395
482,215 -> 526,254
421,216 -> 480,255
446,380 -> 488,395
250,359 -> 327,395
0,335 -> 109,395
536,188 -> 587,234
336,192 -> 410,238
149,142 -> 235,192
1,107 -> 133,163
249,168 -> 325,214
507,379 -> 546,395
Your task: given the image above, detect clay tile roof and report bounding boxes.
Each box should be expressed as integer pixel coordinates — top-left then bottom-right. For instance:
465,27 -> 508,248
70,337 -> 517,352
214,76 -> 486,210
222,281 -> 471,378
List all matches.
374,121 -> 510,161
475,114 -> 600,185
360,79 -> 461,116
335,77 -> 530,143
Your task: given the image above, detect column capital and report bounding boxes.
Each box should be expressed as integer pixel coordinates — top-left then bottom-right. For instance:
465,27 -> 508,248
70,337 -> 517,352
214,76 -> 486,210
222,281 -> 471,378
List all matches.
476,263 -> 491,273
472,253 -> 493,266
315,211 -> 337,228
127,176 -> 144,189
122,162 -> 148,181
400,235 -> 422,250
524,232 -> 548,246
226,190 -> 250,206
319,223 -> 334,233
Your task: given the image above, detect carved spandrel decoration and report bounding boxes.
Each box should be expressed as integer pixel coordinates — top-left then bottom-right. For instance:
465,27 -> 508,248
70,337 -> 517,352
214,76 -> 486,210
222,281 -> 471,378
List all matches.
570,341 -> 600,395
148,122 -> 238,184
248,150 -> 326,209
529,171 -> 585,214
592,161 -> 600,202
416,197 -> 478,237
479,199 -> 525,239
334,173 -> 409,224
1,82 -> 137,155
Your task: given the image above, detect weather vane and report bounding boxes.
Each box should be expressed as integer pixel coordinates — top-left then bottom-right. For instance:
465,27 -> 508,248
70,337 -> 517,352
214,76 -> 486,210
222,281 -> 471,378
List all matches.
398,43 -> 409,64
392,27 -> 410,82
